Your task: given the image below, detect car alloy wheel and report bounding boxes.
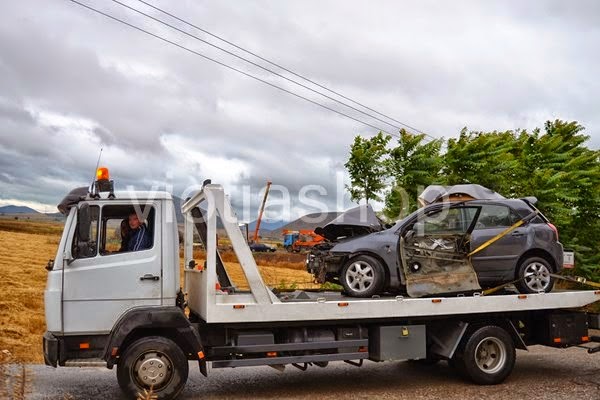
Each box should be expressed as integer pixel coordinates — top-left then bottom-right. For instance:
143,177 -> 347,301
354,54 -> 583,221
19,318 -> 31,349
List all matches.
345,260 -> 375,294
523,261 -> 551,292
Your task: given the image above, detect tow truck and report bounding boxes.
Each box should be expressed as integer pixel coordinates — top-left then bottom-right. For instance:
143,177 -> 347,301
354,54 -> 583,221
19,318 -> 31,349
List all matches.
43,168 -> 600,399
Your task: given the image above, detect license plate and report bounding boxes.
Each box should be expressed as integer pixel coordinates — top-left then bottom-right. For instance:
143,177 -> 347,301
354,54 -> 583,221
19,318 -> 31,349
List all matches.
563,251 -> 575,269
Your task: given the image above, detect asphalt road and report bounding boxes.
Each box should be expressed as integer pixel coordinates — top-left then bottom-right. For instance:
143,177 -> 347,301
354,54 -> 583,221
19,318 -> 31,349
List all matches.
23,346 -> 600,400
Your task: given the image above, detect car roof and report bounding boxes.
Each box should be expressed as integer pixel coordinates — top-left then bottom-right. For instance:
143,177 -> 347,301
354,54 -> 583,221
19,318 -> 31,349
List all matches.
390,198 -> 538,230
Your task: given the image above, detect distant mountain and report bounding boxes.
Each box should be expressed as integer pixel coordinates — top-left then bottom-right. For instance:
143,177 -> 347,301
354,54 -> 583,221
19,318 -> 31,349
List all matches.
0,205 -> 40,214
266,211 -> 342,238
247,219 -> 288,232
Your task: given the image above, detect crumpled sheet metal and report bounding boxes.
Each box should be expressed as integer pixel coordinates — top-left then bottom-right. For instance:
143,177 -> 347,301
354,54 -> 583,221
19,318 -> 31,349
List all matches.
400,235 -> 481,298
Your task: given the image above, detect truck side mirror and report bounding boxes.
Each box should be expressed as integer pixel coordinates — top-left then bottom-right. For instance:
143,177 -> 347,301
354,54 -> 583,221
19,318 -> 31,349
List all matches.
78,204 -> 91,242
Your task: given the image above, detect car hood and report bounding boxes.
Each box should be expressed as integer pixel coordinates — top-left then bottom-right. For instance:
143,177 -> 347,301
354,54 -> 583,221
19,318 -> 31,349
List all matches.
314,204 -> 383,242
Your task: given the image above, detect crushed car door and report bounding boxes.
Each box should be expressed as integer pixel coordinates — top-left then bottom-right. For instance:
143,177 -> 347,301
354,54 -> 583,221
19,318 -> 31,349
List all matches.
399,205 -> 482,297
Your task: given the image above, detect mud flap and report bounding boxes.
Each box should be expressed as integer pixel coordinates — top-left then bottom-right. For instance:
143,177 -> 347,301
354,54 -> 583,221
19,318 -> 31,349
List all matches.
199,359 -> 208,377
400,235 -> 481,298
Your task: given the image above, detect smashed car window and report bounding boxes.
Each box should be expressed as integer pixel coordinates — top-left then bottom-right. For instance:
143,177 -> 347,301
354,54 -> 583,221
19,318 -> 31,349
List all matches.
476,205 -> 519,229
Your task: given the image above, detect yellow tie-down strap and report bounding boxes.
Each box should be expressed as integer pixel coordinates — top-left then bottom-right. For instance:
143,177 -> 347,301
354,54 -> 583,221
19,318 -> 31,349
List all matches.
468,219 -> 526,257
550,274 -> 600,289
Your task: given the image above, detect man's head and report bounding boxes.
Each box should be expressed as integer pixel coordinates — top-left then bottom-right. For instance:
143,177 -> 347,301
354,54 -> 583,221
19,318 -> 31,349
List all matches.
128,213 -> 142,230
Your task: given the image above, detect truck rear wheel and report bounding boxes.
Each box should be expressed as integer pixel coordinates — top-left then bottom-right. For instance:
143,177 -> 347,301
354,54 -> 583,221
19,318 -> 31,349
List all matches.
117,336 -> 188,400
453,326 -> 515,385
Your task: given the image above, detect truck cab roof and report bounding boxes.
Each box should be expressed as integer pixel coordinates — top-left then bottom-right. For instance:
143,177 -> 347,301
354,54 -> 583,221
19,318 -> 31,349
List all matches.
57,187 -> 173,214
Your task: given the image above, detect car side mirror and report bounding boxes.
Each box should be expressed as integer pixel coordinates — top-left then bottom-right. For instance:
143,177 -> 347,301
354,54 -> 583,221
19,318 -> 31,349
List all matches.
77,203 -> 91,242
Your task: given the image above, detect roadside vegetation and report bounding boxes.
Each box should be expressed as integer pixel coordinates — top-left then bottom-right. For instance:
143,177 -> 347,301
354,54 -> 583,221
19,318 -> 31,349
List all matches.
345,119 -> 600,281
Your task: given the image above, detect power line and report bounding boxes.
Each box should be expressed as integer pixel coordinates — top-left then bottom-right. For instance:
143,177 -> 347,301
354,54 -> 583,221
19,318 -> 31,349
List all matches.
69,0 -> 395,135
134,0 -> 436,140
111,0 -> 406,134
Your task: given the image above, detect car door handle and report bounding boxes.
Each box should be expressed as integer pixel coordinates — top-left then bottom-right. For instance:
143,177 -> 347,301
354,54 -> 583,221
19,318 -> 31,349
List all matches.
511,231 -> 524,237
140,274 -> 160,281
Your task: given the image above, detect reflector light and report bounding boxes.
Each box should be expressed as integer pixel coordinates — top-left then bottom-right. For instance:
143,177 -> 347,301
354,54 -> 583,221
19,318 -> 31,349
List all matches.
266,352 -> 277,357
358,346 -> 368,352
111,347 -> 119,357
431,299 -> 442,303
233,305 -> 245,309
582,336 -> 590,342
215,282 -> 221,291
338,302 -> 349,307
79,343 -> 90,349
96,167 -> 110,181
197,351 -> 205,359
553,338 -> 562,343
518,295 -> 528,299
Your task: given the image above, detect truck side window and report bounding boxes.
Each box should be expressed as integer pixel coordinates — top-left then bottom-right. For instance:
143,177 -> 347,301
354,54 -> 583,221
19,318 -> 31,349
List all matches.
99,205 -> 155,255
72,205 -> 99,259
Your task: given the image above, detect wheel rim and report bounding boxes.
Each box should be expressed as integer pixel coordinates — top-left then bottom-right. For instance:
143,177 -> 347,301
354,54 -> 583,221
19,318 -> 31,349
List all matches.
345,261 -> 375,293
474,337 -> 507,374
133,351 -> 174,391
523,262 -> 551,292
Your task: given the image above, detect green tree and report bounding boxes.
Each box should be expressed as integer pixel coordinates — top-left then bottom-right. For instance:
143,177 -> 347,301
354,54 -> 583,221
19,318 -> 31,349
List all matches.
443,129 -> 521,196
443,120 -> 600,280
344,132 -> 391,204
384,130 -> 443,219
517,121 -> 600,279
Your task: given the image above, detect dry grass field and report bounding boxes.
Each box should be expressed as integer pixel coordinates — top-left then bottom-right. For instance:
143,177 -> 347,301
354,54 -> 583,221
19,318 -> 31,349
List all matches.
0,222 -> 61,363
0,219 -> 316,364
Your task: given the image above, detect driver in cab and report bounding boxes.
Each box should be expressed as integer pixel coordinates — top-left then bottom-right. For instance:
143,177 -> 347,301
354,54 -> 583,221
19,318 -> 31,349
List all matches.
124,212 -> 152,252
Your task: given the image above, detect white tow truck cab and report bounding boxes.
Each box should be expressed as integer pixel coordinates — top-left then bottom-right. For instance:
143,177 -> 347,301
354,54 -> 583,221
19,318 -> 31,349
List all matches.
43,169 -> 600,399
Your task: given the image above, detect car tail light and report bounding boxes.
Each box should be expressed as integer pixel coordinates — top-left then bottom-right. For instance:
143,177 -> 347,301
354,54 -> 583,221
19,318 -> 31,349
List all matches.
547,223 -> 559,241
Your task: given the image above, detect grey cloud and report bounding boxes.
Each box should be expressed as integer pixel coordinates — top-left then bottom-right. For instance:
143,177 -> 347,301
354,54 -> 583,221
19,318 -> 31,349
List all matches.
0,0 -> 598,215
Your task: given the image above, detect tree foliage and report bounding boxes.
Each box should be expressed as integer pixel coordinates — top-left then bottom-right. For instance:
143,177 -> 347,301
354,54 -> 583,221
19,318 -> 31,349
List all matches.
344,132 -> 391,204
384,130 -> 443,219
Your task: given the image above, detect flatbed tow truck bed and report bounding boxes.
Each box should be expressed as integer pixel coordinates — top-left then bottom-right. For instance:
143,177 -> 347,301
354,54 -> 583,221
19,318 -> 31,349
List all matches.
182,185 -> 600,325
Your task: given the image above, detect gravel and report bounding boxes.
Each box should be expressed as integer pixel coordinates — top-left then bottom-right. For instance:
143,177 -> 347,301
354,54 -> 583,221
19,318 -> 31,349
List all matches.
25,345 -> 600,400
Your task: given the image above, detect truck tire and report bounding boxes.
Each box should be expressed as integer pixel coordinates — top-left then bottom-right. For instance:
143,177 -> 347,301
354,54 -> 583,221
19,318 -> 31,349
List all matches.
515,256 -> 555,294
453,325 -> 515,385
117,336 -> 188,400
340,255 -> 385,297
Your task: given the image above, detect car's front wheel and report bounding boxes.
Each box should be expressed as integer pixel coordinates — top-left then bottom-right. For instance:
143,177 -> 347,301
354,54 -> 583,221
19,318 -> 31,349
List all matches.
515,256 -> 554,294
340,255 -> 385,297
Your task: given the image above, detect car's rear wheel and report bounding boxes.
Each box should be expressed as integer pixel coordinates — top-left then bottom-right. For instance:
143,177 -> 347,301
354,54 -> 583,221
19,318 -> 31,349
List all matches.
340,255 -> 385,297
515,256 -> 554,294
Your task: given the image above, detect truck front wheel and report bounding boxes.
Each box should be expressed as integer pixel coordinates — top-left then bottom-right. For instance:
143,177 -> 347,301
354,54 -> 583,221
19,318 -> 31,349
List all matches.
117,336 -> 189,400
453,326 -> 515,385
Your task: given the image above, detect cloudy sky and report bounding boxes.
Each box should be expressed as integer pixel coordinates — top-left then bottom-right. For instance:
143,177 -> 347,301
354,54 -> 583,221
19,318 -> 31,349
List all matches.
1,0 -> 599,221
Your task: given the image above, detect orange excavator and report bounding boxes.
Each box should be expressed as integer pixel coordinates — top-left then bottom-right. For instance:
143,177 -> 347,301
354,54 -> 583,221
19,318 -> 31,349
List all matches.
252,181 -> 272,243
282,229 -> 325,252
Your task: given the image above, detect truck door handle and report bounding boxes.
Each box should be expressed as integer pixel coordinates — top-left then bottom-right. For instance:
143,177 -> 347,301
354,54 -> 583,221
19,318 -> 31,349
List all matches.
140,274 -> 160,281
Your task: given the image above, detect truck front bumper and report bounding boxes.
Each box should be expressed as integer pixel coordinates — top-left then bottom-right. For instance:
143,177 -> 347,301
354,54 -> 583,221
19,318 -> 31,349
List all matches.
43,331 -> 58,367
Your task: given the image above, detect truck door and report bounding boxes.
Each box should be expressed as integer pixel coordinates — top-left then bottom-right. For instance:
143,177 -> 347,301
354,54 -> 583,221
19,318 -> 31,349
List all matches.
62,202 -> 162,334
469,204 -> 526,284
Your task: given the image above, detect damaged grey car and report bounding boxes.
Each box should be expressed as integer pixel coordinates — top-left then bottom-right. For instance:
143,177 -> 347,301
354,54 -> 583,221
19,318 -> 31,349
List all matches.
307,199 -> 564,298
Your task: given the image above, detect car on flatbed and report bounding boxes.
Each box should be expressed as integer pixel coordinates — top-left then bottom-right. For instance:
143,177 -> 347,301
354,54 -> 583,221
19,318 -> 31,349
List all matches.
307,198 -> 564,297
